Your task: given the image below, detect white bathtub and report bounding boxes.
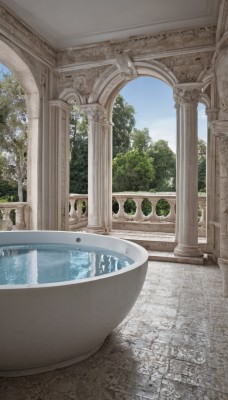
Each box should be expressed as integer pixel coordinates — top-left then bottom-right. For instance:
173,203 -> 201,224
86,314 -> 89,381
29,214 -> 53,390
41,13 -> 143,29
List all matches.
0,231 -> 148,376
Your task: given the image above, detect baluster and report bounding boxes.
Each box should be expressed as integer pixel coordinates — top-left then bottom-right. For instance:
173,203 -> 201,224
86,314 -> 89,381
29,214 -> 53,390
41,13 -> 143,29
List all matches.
167,200 -> 176,222
134,198 -> 144,221
15,206 -> 26,230
76,200 -> 83,222
148,200 -> 158,221
69,198 -> 77,219
198,199 -> 206,228
0,208 -> 13,230
83,200 -> 88,217
113,198 -> 126,221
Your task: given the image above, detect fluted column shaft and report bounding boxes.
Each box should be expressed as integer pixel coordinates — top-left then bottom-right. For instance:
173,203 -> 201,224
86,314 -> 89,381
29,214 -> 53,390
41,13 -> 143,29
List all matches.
175,102 -> 180,243
211,123 -> 228,297
83,104 -> 112,233
49,100 -> 71,231
174,84 -> 203,258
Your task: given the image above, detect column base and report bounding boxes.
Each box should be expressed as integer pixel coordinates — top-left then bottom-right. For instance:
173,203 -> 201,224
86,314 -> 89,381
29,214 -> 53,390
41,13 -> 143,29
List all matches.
86,225 -> 106,235
218,258 -> 228,297
174,244 -> 203,258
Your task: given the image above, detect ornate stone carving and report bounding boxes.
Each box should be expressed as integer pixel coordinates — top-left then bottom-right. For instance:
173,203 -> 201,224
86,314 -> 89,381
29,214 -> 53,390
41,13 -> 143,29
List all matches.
82,104 -> 107,124
174,86 -> 201,105
57,27 -> 216,67
219,135 -> 228,175
73,75 -> 87,94
159,52 -> 214,83
116,52 -> 137,79
215,47 -> 228,120
57,66 -> 110,103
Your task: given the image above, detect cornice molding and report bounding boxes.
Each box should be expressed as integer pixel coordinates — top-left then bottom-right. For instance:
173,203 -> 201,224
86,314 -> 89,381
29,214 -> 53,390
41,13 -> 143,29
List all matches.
0,3 -> 56,68
56,44 -> 215,74
57,26 -> 216,68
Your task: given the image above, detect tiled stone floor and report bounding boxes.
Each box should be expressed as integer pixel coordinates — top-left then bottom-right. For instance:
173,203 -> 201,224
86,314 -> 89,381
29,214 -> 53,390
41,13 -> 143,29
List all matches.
1,261 -> 228,400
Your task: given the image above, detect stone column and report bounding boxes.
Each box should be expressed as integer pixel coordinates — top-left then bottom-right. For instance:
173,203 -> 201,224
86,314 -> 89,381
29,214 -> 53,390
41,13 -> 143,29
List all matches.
213,44 -> 228,296
175,102 -> 180,243
174,83 -> 203,258
82,104 -> 112,234
49,100 -> 71,231
206,107 -> 219,254
218,134 -> 228,296
211,121 -> 228,296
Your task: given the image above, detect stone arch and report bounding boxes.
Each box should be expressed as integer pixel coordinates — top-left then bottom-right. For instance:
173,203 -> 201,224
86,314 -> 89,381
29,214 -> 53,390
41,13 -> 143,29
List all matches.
199,92 -> 211,108
0,38 -> 40,229
58,87 -> 84,106
89,60 -> 178,116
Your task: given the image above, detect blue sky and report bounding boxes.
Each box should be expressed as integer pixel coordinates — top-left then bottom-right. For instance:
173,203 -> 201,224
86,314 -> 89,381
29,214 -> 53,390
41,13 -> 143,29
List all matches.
0,64 -> 206,153
120,76 -> 207,152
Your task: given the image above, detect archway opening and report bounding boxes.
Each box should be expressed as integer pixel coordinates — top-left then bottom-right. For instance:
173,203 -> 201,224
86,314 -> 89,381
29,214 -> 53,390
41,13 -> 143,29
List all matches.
198,102 -> 207,237
0,40 -> 40,230
0,41 -> 40,229
112,76 -> 176,225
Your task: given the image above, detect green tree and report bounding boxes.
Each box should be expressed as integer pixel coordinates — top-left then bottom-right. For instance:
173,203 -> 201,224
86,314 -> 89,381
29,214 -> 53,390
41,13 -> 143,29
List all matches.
69,106 -> 88,194
131,128 -> 151,153
0,74 -> 27,201
112,94 -> 135,158
148,139 -> 176,191
198,138 -> 206,192
112,150 -> 155,192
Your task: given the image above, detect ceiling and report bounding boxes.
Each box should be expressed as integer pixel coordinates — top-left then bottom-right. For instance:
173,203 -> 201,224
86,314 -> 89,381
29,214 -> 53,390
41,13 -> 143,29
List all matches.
0,0 -> 220,49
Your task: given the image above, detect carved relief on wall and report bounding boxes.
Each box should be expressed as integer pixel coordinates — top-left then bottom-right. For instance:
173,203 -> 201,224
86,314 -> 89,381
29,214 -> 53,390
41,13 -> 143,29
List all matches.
116,52 -> 137,79
57,65 -> 110,104
57,27 -> 216,67
215,47 -> 228,120
159,52 -> 214,83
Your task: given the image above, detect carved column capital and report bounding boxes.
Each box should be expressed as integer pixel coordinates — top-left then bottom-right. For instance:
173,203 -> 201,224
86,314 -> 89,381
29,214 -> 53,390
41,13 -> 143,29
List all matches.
81,104 -> 108,124
173,84 -> 202,105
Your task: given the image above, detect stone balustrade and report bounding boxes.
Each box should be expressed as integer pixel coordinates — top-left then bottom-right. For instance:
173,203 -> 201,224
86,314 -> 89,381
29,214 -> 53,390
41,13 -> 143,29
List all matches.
0,194 -> 206,235
69,194 -> 88,231
0,202 -> 29,231
68,192 -> 206,236
112,192 -> 176,223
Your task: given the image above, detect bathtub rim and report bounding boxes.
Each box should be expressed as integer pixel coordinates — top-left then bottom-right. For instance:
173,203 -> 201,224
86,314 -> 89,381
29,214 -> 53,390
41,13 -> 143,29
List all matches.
0,230 -> 148,290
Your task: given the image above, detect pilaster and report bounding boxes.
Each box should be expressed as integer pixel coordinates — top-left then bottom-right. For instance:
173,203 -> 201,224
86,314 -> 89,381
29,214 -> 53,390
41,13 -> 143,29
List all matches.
206,107 -> 219,255
49,100 -> 71,231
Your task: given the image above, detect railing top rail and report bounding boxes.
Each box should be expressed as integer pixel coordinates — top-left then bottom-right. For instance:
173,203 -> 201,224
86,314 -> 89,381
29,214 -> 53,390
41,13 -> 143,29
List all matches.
0,202 -> 28,208
113,192 -> 177,196
69,194 -> 88,200
69,192 -> 206,199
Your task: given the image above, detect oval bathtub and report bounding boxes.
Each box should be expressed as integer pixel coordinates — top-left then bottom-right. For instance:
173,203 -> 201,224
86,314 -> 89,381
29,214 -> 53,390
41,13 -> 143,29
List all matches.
0,231 -> 148,376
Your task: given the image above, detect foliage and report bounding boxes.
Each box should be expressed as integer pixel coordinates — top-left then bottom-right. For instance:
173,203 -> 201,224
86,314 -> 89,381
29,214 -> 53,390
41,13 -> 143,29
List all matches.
112,150 -> 155,192
198,139 -> 206,192
131,128 -> 151,153
69,105 -> 88,194
156,198 -> 170,216
148,140 -> 176,191
0,179 -> 18,201
0,74 -> 27,201
112,94 -> 135,158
